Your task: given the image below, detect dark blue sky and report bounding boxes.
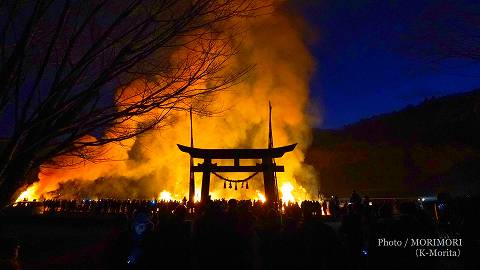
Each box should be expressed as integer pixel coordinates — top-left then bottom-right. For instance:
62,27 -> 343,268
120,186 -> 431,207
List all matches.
300,0 -> 480,128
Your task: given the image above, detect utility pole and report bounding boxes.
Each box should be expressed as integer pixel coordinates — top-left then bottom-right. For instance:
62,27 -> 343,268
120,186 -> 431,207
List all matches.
268,101 -> 279,205
189,107 -> 195,205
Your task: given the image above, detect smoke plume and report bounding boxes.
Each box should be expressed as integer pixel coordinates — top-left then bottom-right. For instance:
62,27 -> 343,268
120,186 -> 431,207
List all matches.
31,1 -> 319,202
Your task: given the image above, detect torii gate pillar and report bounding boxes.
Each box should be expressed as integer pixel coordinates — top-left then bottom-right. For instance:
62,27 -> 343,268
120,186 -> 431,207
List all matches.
201,158 -> 212,202
262,157 -> 277,205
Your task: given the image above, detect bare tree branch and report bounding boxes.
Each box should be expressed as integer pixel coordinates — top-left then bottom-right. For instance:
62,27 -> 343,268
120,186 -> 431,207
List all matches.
0,0 -> 266,206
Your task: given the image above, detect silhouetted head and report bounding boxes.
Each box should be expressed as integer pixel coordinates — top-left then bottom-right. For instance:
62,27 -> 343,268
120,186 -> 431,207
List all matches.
378,201 -> 393,218
173,204 -> 187,220
0,237 -> 19,260
132,211 -> 153,235
228,199 -> 238,211
399,202 -> 417,216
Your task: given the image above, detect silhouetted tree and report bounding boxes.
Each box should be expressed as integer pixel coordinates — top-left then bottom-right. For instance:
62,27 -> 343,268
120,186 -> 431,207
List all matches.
0,0 -> 266,207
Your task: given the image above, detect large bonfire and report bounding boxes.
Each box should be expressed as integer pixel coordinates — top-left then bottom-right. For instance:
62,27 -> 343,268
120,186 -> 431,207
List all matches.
16,1 -> 318,203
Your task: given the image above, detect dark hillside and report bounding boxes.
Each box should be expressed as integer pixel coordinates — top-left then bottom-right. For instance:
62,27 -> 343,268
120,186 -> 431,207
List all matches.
307,89 -> 480,197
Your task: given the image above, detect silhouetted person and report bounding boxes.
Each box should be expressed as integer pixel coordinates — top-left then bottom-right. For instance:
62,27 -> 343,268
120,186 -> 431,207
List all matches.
329,195 -> 340,218
0,237 -> 21,270
340,204 -> 363,270
106,211 -> 157,269
350,190 -> 361,205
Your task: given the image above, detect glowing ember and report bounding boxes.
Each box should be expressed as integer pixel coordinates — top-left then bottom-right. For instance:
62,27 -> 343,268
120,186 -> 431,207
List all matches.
158,190 -> 172,201
256,191 -> 266,203
15,183 -> 39,202
281,182 -> 295,203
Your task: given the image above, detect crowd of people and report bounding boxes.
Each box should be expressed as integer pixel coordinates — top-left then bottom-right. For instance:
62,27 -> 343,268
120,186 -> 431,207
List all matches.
2,191 -> 477,269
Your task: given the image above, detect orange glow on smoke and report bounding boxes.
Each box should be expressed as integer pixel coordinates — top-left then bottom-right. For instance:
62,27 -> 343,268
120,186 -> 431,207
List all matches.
16,1 -> 318,203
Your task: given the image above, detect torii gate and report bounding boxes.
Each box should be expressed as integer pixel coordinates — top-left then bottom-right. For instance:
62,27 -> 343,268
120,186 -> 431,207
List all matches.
177,144 -> 296,204
178,103 -> 295,205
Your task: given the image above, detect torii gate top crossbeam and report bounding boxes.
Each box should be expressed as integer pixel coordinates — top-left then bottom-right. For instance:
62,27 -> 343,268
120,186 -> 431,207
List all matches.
177,143 -> 296,159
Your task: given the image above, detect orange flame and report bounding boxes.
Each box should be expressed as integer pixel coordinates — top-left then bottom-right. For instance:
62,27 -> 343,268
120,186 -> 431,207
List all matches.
15,183 -> 40,202
17,1 -> 318,203
256,190 -> 266,203
280,182 -> 295,203
158,190 -> 173,201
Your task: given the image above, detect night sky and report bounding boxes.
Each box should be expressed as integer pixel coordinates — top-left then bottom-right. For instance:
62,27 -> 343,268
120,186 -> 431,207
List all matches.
301,0 -> 480,128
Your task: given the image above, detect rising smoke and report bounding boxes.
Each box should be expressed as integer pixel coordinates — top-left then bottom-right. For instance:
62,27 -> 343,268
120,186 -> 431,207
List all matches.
32,1 -> 319,201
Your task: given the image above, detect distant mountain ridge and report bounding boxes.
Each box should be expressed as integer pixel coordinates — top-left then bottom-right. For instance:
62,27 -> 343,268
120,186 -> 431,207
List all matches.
307,89 -> 480,197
